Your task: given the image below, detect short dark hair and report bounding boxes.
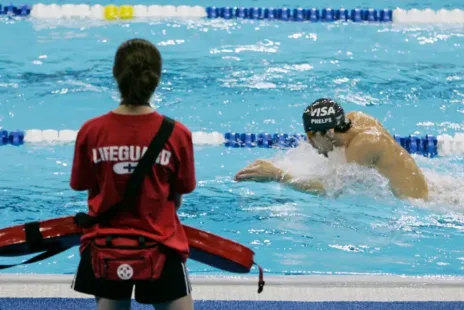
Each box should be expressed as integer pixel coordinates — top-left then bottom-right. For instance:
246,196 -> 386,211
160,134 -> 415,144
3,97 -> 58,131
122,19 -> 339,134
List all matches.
113,38 -> 162,106
334,119 -> 352,133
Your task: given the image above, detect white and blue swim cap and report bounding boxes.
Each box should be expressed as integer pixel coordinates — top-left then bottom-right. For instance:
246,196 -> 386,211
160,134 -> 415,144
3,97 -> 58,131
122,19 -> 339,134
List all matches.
302,98 -> 351,133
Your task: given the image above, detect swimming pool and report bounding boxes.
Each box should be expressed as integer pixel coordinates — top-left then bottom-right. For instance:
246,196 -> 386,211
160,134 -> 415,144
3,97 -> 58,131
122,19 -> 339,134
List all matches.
0,0 -> 463,279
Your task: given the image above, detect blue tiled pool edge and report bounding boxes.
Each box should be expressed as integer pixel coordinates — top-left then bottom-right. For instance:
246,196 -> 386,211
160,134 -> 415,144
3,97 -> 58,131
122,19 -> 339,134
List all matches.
0,299 -> 462,310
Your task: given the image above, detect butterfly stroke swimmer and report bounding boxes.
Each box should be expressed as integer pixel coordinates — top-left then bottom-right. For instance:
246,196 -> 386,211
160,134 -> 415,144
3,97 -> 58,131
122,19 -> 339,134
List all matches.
234,98 -> 429,200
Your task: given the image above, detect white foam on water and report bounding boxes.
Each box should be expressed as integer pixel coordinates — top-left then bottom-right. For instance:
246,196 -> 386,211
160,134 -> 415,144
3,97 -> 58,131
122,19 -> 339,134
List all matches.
270,143 -> 464,210
271,143 -> 392,199
421,168 -> 464,211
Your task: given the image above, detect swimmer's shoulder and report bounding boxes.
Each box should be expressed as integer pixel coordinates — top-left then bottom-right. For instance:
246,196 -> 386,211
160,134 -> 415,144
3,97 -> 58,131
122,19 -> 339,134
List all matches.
346,130 -> 390,164
349,130 -> 388,151
347,111 -> 379,122
348,111 -> 387,132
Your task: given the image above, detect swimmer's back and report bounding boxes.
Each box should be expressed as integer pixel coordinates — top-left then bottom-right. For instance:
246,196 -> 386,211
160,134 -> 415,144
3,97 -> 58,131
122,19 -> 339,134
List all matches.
346,111 -> 429,199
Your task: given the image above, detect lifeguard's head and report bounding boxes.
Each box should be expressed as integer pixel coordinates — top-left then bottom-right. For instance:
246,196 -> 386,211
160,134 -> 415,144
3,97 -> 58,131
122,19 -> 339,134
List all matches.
113,38 -> 162,106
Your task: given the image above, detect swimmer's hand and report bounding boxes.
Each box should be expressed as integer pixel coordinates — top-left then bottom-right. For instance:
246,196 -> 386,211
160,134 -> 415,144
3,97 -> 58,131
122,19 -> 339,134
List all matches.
234,159 -> 325,195
234,160 -> 283,182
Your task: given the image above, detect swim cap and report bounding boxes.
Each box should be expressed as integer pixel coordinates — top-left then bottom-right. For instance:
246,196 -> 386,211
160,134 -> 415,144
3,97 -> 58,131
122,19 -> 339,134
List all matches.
302,98 -> 349,132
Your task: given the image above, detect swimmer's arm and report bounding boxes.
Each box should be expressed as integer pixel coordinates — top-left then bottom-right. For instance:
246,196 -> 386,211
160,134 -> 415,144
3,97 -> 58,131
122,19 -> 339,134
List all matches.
278,172 -> 326,195
234,160 -> 325,195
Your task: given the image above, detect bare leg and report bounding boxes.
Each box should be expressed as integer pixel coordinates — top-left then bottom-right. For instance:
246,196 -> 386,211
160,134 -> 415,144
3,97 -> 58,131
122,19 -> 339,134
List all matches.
152,294 -> 194,310
96,297 -> 132,310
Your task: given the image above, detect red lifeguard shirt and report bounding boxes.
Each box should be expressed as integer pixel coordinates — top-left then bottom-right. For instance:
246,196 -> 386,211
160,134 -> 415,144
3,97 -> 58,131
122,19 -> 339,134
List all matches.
70,111 -> 196,261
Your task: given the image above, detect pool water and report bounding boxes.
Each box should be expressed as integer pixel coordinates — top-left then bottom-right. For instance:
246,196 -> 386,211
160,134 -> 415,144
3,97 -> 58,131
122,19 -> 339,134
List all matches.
0,0 -> 463,276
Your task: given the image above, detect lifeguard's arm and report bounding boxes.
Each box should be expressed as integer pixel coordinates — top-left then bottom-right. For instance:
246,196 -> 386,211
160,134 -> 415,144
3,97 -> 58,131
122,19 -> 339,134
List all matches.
70,128 -> 95,191
173,129 -> 196,210
173,193 -> 183,210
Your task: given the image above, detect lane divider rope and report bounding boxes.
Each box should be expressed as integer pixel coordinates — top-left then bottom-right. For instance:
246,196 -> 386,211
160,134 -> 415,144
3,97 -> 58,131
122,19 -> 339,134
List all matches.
0,4 -> 463,23
2,129 -> 464,157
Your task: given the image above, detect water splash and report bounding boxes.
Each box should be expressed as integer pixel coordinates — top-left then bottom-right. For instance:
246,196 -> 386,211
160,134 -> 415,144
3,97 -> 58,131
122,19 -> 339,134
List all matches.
271,143 -> 464,210
421,168 -> 464,210
272,143 -> 391,199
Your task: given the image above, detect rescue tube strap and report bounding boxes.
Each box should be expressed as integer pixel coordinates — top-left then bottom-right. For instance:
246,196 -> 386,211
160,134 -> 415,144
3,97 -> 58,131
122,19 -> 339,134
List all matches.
24,221 -> 44,252
0,245 -> 69,270
0,221 -> 71,270
255,262 -> 265,293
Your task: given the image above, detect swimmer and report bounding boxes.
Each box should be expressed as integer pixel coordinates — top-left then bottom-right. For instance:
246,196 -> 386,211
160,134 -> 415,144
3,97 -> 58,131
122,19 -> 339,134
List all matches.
234,98 -> 429,200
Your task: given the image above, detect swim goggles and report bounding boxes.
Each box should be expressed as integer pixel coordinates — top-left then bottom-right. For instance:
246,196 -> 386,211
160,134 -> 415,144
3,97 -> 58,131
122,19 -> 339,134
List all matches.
306,130 -> 328,139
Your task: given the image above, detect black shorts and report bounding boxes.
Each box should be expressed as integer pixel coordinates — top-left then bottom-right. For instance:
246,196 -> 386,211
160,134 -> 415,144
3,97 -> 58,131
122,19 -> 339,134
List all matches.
71,247 -> 192,304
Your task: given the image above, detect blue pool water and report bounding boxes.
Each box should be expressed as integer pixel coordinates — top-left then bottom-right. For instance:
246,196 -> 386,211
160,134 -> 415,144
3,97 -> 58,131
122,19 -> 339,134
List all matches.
0,0 -> 463,277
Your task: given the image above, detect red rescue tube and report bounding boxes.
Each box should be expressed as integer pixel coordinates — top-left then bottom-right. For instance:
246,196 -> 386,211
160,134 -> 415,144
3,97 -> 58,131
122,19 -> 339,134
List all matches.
0,216 -> 265,292
0,216 -> 81,256
183,225 -> 254,273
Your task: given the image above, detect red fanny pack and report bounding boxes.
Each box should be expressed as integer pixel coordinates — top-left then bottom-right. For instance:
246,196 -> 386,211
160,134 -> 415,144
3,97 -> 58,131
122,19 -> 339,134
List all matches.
89,235 -> 167,281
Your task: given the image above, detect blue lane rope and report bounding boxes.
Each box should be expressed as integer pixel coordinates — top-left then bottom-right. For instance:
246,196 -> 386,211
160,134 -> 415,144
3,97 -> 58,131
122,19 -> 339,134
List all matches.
1,4 -> 463,24
0,4 -> 31,16
223,132 -> 438,157
0,4 -> 394,22
1,129 -> 438,158
206,7 -> 392,22
1,129 -> 25,146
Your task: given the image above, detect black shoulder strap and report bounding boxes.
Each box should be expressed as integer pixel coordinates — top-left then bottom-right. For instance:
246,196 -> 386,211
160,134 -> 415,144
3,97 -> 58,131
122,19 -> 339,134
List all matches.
0,116 -> 176,270
75,115 -> 176,228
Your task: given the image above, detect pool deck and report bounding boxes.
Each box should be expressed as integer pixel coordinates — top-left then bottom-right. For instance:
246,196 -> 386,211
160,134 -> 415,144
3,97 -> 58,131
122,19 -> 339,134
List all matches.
0,274 -> 463,301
